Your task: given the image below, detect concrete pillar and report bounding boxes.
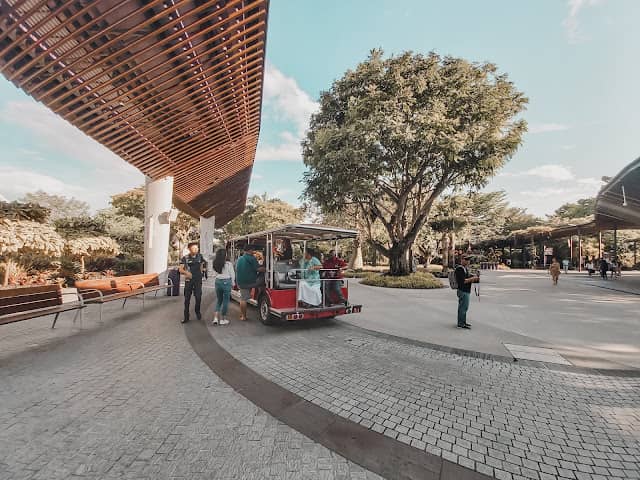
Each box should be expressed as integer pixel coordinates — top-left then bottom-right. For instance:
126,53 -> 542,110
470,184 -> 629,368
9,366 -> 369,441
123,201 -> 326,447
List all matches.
144,176 -> 173,286
200,215 -> 216,278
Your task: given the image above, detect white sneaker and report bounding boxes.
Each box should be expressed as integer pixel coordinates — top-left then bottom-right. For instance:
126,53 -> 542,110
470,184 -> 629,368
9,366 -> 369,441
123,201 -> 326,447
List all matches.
212,317 -> 219,325
219,319 -> 230,326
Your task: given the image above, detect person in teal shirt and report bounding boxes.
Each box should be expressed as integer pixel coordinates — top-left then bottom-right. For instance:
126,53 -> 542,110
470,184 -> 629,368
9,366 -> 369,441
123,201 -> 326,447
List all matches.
297,249 -> 322,306
235,244 -> 264,321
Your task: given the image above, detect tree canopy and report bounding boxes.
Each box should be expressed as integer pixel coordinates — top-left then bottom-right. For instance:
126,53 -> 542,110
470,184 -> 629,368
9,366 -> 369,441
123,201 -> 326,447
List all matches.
20,191 -> 90,221
111,187 -> 145,220
302,49 -> 528,275
223,194 -> 304,239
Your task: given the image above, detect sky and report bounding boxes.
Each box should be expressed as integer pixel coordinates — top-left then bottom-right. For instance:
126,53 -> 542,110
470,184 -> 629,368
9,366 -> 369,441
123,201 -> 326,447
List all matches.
1,0 -> 639,217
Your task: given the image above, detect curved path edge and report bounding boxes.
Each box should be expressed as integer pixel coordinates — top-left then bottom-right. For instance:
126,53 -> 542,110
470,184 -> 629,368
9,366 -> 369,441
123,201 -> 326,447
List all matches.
184,319 -> 492,480
336,320 -> 640,377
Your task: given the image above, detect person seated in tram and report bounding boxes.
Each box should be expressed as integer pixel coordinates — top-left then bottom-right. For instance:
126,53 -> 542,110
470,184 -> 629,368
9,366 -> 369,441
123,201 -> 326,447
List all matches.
297,248 -> 323,307
322,249 -> 347,305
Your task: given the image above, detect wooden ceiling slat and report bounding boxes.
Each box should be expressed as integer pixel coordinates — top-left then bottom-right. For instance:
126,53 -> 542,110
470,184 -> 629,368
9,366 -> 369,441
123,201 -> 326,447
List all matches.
1,0 -> 269,225
70,17 -> 264,131
41,0 -> 254,105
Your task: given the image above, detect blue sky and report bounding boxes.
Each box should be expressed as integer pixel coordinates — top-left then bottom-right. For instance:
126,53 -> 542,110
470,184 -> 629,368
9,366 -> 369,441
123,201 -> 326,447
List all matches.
1,0 -> 639,217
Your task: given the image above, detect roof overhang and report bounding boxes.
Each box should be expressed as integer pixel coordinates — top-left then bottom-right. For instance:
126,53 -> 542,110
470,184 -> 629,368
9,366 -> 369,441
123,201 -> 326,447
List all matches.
0,0 -> 269,225
230,224 -> 360,243
595,156 -> 640,230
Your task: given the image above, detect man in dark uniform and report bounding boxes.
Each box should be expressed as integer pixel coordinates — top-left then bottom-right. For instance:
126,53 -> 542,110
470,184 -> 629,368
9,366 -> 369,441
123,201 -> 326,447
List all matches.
454,256 -> 479,329
179,242 -> 206,323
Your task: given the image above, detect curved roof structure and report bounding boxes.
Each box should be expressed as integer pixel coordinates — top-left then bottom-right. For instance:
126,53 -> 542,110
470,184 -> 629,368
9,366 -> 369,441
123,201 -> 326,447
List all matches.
0,0 -> 269,225
595,156 -> 640,229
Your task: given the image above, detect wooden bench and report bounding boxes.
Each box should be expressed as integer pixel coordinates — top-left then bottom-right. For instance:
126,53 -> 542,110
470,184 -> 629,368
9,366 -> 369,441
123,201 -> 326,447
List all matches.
0,285 -> 85,328
76,274 -> 173,322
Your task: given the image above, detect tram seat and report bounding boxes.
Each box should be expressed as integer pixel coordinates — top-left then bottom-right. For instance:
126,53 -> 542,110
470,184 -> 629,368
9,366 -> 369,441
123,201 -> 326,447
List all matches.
273,260 -> 298,290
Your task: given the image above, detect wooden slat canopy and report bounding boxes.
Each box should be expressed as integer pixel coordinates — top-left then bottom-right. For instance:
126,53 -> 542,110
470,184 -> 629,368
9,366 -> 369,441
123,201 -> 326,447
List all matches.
0,0 -> 269,225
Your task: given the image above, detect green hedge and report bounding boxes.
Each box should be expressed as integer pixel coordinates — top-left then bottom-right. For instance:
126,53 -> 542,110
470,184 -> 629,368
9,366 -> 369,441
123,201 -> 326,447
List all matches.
360,271 -> 444,289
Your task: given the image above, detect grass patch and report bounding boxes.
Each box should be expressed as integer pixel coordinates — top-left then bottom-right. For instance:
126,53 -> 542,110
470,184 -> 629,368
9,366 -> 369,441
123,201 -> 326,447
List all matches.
360,271 -> 444,289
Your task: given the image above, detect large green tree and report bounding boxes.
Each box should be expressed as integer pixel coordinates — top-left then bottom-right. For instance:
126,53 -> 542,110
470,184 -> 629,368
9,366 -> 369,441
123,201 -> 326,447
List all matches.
302,50 -> 528,275
223,194 -> 304,239
20,191 -> 90,221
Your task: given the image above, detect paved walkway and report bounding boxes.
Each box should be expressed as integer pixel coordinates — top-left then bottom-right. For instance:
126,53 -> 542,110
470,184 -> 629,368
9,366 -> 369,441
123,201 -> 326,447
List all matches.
212,317 -> 640,480
344,271 -> 640,370
0,298 -> 381,480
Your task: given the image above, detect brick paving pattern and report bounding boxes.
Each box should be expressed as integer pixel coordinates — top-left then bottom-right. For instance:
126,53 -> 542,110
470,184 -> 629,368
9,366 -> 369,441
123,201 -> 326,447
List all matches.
0,300 -> 382,480
213,320 -> 640,480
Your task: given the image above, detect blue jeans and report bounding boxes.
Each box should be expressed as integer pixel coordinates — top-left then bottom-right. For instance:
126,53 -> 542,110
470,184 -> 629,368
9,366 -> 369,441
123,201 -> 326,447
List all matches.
457,290 -> 470,326
215,278 -> 232,316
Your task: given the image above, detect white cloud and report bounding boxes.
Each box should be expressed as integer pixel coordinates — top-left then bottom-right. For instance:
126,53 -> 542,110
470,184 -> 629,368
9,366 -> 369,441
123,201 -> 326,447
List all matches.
528,123 -> 570,134
0,100 -> 141,178
0,193 -> 7,202
563,0 -> 602,44
525,164 -> 575,181
0,165 -> 88,200
560,144 -> 577,151
262,64 -> 318,137
256,64 -> 318,163
0,100 -> 144,210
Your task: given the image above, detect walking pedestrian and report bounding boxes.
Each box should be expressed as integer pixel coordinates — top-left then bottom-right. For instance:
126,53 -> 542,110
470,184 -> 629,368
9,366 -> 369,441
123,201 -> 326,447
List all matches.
454,256 -> 479,329
211,248 -> 235,326
179,241 -> 206,323
599,258 -> 608,280
549,257 -> 561,286
562,258 -> 569,273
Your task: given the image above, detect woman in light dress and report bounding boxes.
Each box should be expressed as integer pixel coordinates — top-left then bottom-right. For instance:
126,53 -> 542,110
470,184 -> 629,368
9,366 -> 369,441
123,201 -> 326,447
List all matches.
297,248 -> 323,307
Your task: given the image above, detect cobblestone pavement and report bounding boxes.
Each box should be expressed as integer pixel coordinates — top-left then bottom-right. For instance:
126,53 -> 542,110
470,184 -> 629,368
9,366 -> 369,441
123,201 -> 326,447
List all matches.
212,319 -> 640,480
0,298 -> 382,480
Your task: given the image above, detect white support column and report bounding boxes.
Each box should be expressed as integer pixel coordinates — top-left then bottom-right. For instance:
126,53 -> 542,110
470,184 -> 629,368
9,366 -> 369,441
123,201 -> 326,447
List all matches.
144,176 -> 174,287
200,215 -> 216,278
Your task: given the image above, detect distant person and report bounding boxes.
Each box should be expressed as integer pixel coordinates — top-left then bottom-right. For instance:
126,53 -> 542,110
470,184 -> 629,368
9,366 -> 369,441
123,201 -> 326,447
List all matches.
179,242 -> 205,323
599,258 -> 608,280
211,248 -> 235,326
454,256 -> 479,329
236,244 -> 265,321
549,257 -> 561,286
322,250 -> 347,305
562,258 -> 569,273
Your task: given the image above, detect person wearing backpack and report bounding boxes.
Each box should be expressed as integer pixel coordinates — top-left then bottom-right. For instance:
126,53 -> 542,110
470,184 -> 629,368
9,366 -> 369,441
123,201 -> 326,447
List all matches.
453,256 -> 479,329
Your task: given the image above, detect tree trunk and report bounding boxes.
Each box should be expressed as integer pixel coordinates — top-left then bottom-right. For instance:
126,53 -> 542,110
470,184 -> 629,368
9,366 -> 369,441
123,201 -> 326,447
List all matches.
388,243 -> 411,276
349,238 -> 364,270
80,255 -> 85,274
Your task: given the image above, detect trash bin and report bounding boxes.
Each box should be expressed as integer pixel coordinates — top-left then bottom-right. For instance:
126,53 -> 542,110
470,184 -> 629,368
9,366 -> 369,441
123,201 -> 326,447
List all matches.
167,268 -> 180,296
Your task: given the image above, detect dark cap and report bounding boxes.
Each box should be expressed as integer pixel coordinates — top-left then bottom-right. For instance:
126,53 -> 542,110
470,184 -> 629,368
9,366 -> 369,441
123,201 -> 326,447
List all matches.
243,243 -> 255,252
187,241 -> 199,248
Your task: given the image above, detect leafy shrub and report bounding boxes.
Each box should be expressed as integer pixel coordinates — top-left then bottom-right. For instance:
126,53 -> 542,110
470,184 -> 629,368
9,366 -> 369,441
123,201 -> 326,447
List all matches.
360,271 -> 444,289
17,253 -> 58,273
58,257 -> 81,287
85,256 -> 117,272
115,257 -> 144,275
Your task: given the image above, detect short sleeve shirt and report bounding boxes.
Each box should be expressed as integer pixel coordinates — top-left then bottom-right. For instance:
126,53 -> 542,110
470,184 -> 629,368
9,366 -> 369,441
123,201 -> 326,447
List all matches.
300,256 -> 321,284
236,253 -> 259,288
181,254 -> 204,283
322,257 -> 346,278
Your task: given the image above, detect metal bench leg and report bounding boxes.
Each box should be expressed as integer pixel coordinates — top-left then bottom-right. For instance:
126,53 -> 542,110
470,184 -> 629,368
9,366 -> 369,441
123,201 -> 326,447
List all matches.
142,293 -> 145,310
72,308 -> 81,326
100,304 -> 103,323
122,298 -> 128,309
51,312 -> 60,329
